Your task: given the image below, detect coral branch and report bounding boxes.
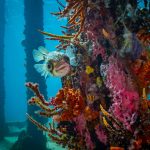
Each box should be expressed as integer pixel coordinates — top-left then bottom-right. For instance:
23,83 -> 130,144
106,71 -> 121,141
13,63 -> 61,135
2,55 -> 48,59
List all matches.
26,113 -> 49,132
38,30 -> 73,40
25,82 -> 50,106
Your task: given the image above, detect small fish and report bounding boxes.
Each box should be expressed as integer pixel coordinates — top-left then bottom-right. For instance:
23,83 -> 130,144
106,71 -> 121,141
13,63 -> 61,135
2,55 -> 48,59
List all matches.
87,95 -> 95,102
96,77 -> 102,87
102,28 -> 110,39
120,29 -> 142,60
120,30 -> 132,56
85,66 -> 94,74
33,46 -> 71,78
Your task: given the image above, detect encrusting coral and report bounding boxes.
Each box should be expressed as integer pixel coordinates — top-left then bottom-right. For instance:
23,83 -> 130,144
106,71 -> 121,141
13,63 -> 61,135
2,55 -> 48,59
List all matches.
26,0 -> 150,149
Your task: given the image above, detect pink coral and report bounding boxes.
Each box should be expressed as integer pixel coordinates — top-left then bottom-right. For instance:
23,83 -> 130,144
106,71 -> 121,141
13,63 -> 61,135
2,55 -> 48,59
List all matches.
104,56 -> 140,130
85,10 -> 107,60
92,43 -> 106,60
73,114 -> 86,136
95,125 -> 107,144
74,114 -> 95,149
85,128 -> 95,150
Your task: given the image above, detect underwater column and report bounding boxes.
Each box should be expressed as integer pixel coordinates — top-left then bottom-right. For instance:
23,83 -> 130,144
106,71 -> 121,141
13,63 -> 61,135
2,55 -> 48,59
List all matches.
0,0 -> 6,141
22,0 -> 47,149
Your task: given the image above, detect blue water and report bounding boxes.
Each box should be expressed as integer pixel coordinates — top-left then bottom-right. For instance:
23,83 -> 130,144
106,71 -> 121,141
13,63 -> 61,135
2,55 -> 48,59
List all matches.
4,0 -> 145,123
4,0 -> 66,122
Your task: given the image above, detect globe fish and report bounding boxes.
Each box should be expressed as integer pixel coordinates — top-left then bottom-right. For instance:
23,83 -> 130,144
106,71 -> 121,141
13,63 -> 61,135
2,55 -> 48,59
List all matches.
33,46 -> 71,78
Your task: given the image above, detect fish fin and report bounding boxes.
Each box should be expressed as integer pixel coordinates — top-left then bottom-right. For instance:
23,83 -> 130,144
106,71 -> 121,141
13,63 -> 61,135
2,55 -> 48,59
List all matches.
70,57 -> 78,66
65,48 -> 78,66
34,64 -> 49,78
33,47 -> 49,62
38,46 -> 49,55
65,47 -> 74,57
33,49 -> 45,62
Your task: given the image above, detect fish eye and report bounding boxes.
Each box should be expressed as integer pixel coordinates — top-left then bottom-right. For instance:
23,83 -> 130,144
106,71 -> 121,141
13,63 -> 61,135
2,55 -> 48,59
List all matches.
48,64 -> 51,69
63,56 -> 70,63
47,61 -> 53,71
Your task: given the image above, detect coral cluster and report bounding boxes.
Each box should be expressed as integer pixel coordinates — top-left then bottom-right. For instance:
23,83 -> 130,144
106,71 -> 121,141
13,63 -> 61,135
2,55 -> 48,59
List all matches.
26,0 -> 150,149
50,87 -> 85,121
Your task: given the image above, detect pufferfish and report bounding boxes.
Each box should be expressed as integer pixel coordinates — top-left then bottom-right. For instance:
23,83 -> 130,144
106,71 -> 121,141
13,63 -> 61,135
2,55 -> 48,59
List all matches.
33,46 -> 72,78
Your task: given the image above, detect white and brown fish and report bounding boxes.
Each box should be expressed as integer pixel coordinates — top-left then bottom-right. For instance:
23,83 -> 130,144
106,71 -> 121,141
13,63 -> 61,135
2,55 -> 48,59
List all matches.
33,46 -> 71,78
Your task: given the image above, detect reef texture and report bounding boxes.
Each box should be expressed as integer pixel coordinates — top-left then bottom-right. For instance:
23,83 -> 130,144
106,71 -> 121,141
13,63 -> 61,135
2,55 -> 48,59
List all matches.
26,0 -> 150,150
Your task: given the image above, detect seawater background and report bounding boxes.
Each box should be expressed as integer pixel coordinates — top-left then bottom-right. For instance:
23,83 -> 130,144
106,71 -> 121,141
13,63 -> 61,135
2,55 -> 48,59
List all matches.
4,0 -> 67,123
4,0 -> 145,124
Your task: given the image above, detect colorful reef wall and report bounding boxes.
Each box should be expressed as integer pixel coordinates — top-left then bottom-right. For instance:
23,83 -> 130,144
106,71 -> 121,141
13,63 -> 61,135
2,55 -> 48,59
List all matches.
26,0 -> 150,149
